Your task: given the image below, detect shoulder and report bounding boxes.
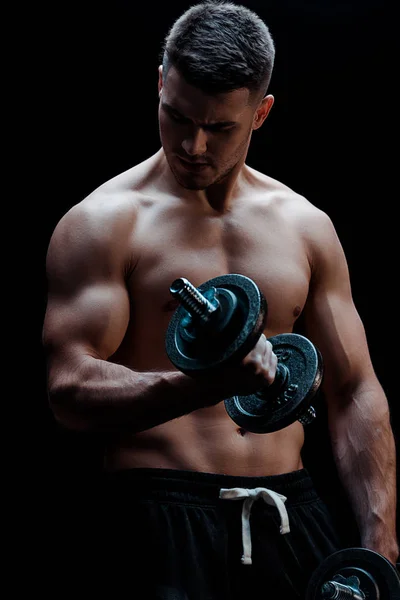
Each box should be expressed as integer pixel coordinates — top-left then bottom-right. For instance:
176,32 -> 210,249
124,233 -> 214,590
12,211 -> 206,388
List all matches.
46,165 -> 150,276
247,166 -> 334,230
53,151 -> 165,241
57,174 -> 138,235
246,166 -> 344,264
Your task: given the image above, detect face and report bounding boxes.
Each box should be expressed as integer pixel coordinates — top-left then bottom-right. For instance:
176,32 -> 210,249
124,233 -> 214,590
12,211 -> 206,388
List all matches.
158,66 -> 273,190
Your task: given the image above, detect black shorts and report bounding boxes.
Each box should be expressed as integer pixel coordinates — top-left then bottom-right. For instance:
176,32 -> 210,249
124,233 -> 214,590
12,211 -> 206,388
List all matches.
66,467 -> 346,599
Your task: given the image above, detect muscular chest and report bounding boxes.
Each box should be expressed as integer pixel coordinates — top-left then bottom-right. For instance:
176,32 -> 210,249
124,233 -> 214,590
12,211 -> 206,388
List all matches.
130,204 -> 310,334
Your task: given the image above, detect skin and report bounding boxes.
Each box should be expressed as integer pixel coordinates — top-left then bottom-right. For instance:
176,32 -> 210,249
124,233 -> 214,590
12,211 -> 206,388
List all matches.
42,65 -> 398,564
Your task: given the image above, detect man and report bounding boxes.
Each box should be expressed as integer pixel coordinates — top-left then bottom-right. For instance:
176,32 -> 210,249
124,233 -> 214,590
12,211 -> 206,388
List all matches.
42,1 -> 398,597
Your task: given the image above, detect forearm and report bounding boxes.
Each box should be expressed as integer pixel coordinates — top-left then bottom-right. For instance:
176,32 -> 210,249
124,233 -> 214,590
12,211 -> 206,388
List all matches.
327,382 -> 398,562
48,357 -> 221,434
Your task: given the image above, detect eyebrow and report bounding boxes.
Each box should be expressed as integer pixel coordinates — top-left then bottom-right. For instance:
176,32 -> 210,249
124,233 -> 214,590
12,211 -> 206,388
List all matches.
162,102 -> 237,127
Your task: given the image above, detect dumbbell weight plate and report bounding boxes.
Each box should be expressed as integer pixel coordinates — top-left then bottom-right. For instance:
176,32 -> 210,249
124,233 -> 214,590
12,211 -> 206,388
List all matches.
165,274 -> 267,375
224,333 -> 323,433
306,548 -> 400,600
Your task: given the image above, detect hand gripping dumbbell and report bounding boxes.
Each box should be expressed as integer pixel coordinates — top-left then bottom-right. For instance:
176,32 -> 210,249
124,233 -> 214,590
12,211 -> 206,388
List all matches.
165,273 -> 323,433
306,547 -> 400,600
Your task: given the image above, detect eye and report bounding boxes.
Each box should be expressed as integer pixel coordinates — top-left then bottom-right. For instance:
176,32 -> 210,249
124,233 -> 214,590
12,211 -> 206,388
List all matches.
168,111 -> 189,124
166,108 -> 234,131
206,124 -> 234,133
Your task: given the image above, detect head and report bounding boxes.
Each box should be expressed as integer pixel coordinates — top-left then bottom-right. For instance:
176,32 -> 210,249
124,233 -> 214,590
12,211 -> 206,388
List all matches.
158,0 -> 275,190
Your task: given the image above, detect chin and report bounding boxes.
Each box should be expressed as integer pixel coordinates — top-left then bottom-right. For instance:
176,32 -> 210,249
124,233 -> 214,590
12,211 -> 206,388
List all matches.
171,166 -> 211,191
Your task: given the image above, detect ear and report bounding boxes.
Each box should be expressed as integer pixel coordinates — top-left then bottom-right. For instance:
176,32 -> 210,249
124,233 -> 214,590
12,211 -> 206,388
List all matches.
253,94 -> 274,130
158,65 -> 163,96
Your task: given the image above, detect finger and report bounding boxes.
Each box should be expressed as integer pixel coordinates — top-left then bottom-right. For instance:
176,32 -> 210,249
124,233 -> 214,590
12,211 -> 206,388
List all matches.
260,338 -> 277,384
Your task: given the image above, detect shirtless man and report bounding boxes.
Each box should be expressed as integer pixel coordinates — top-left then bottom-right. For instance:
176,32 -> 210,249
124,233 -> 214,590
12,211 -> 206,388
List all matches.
42,1 -> 398,598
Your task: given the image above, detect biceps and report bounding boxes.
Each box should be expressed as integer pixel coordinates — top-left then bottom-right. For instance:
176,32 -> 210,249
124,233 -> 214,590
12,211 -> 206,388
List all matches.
43,281 -> 130,361
303,289 -> 374,392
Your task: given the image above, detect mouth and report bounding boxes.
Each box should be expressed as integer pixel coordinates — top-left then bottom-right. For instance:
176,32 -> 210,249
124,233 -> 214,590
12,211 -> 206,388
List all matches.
178,157 -> 210,172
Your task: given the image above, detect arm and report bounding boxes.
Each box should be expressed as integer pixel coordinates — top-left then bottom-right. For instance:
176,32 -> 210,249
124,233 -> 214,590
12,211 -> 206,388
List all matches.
42,197 -> 221,434
301,210 -> 398,564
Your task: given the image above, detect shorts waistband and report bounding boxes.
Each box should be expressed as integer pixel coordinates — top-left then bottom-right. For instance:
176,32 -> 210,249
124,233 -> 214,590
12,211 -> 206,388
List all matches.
103,467 -> 318,505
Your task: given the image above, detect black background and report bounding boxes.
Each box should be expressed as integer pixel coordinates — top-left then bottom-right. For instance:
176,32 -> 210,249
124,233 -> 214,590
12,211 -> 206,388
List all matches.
33,0 -> 398,546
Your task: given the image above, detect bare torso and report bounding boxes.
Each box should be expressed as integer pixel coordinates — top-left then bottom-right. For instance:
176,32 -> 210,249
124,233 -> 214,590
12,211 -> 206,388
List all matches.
94,150 -> 312,475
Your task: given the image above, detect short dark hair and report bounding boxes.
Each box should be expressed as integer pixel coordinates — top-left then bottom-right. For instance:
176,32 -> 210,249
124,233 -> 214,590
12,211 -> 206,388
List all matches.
160,0 -> 275,102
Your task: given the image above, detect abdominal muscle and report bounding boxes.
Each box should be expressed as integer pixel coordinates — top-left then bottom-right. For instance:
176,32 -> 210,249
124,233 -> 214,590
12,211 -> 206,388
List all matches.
103,401 -> 305,476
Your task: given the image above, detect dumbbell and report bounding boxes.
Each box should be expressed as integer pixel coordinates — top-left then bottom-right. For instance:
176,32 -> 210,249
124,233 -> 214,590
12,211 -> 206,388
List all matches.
306,547 -> 400,599
165,273 -> 323,433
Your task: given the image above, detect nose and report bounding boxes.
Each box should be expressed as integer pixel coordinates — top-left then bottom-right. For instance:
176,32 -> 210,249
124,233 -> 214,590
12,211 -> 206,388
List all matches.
181,127 -> 207,157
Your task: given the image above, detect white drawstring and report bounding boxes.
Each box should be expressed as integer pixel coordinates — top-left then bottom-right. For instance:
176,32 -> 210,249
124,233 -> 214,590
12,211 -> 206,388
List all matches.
219,487 -> 290,565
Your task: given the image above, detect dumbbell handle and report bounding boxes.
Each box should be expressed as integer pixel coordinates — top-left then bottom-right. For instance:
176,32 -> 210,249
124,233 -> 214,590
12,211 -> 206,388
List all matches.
170,277 -> 219,322
321,580 -> 364,599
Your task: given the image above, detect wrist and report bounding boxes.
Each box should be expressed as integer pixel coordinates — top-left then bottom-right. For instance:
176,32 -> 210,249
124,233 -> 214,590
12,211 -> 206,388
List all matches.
361,536 -> 399,565
165,370 -> 223,409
